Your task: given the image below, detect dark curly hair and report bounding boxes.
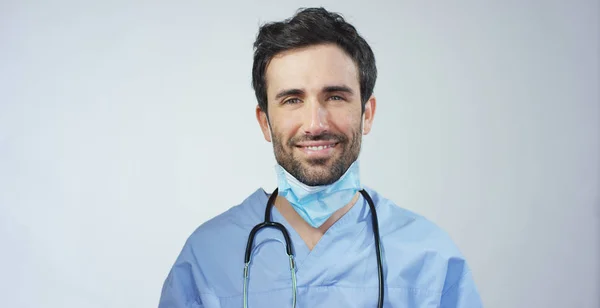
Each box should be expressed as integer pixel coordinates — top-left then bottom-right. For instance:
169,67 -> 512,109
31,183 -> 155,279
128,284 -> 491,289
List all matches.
251,7 -> 377,115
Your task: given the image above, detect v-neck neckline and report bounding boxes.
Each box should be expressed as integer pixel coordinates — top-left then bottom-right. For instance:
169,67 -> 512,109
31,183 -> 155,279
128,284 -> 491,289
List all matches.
256,188 -> 369,278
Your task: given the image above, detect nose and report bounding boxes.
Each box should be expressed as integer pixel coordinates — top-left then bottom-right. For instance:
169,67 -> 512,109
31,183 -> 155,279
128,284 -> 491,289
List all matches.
302,99 -> 329,136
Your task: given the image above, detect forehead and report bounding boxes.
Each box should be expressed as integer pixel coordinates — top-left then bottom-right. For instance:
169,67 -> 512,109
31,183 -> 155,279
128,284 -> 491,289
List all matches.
265,44 -> 360,98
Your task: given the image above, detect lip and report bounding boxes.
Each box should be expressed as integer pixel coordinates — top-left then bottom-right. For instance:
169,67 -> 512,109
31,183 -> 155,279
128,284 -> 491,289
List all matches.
295,142 -> 338,158
295,141 -> 338,147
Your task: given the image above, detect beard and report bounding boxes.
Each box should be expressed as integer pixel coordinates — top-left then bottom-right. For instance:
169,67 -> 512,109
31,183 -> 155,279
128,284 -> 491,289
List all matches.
270,124 -> 362,186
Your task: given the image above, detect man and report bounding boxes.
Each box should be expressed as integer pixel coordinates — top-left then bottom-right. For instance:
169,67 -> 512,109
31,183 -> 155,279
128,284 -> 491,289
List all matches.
159,7 -> 482,308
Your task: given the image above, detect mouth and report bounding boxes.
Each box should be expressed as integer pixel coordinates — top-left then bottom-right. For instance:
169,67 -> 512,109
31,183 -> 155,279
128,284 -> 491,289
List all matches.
295,141 -> 339,157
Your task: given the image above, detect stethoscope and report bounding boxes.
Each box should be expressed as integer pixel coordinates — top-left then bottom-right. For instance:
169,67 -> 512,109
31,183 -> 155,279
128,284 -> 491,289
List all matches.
243,188 -> 384,308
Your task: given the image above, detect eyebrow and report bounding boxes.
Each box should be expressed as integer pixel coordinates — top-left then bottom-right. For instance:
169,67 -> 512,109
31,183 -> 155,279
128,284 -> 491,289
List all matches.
274,85 -> 355,100
275,88 -> 305,100
323,85 -> 354,95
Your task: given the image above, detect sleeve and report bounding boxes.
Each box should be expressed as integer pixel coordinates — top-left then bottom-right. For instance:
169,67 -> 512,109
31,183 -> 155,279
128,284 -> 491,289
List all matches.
439,269 -> 483,308
158,244 -> 204,308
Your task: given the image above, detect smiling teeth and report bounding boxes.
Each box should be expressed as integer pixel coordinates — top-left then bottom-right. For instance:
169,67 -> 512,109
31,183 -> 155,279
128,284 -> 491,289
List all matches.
306,145 -> 334,151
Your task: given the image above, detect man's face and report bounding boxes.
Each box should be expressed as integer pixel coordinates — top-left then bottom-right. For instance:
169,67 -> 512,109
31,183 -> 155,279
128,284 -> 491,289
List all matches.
256,44 -> 376,186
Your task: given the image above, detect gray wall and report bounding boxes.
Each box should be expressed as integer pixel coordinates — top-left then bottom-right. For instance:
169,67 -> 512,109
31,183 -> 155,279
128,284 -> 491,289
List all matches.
1,1 -> 598,307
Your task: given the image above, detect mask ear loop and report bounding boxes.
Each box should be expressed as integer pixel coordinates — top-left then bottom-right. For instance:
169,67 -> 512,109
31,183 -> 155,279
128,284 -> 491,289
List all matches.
361,114 -> 366,134
266,117 -> 273,142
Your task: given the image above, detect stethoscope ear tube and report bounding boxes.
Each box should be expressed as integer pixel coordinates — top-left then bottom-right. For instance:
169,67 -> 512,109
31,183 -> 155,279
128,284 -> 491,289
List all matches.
245,189 -> 293,264
264,188 -> 279,222
360,189 -> 384,308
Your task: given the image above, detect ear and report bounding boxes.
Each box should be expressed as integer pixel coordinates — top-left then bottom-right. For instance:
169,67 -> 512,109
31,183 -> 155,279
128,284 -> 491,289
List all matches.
256,105 -> 272,142
362,95 -> 377,135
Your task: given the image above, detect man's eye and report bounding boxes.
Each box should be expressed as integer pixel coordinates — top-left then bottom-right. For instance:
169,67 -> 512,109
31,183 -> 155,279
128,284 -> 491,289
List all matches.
284,98 -> 301,104
329,95 -> 344,101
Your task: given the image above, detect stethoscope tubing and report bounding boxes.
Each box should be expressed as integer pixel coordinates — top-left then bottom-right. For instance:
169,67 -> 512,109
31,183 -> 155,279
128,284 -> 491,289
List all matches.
244,188 -> 384,308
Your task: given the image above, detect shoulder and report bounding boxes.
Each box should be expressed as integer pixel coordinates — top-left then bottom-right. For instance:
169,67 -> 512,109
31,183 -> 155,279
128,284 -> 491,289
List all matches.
366,187 -> 464,257
183,188 -> 267,251
364,187 -> 473,293
160,189 -> 269,299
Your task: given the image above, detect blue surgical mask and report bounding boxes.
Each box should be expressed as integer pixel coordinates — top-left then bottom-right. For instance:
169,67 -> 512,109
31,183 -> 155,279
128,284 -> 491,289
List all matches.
275,160 -> 361,228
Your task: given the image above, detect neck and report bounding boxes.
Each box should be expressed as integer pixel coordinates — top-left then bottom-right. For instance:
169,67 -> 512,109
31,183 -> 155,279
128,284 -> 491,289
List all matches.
274,191 -> 360,250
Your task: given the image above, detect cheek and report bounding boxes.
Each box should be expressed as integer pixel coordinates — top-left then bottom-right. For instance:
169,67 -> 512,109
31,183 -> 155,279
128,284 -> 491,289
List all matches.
337,110 -> 362,134
270,119 -> 297,143
272,112 -> 302,136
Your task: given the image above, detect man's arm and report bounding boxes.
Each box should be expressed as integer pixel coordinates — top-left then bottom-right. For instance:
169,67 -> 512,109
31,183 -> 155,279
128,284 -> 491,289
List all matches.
440,269 -> 483,308
158,244 -> 203,308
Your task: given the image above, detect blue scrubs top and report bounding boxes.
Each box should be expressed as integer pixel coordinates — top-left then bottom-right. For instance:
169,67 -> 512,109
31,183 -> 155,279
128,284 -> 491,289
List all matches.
159,187 -> 483,307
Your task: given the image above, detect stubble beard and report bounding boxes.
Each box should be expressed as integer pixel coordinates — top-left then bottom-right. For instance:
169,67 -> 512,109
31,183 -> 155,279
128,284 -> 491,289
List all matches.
271,125 -> 362,186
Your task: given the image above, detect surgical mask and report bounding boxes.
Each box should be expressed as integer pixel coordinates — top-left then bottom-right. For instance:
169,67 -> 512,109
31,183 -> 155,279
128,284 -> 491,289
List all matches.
275,160 -> 361,228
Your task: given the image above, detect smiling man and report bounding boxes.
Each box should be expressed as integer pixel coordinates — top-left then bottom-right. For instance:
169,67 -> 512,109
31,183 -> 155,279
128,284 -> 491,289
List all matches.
159,7 -> 482,308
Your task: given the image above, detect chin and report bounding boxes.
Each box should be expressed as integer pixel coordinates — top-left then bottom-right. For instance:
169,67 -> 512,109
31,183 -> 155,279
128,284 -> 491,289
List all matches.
301,167 -> 337,185
303,155 -> 335,165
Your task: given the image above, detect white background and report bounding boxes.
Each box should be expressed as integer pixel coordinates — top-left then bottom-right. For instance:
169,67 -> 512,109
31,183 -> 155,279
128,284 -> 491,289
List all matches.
1,1 -> 598,307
